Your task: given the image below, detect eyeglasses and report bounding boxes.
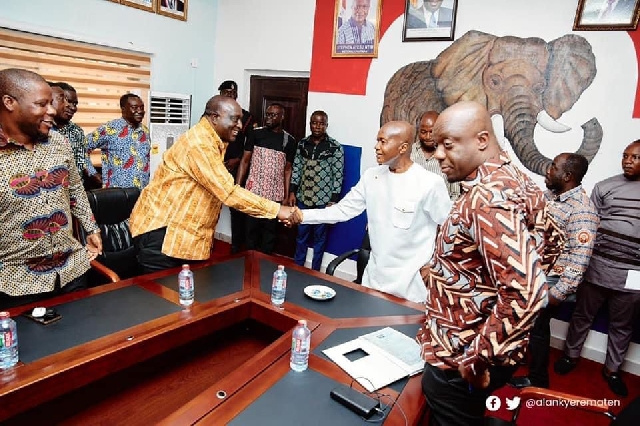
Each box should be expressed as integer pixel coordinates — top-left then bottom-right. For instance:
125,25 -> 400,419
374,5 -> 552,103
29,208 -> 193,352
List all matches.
265,112 -> 281,118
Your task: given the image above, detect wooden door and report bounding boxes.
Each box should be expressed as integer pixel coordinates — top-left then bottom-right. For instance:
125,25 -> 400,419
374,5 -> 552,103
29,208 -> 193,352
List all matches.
249,76 -> 309,258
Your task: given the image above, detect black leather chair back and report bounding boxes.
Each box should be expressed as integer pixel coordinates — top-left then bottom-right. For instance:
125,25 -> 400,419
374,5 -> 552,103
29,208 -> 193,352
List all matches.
325,230 -> 371,284
75,187 -> 141,284
355,231 -> 371,284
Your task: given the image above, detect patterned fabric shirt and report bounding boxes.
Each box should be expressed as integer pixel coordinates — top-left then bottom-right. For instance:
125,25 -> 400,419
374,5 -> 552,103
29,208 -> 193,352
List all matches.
0,127 -> 98,296
244,128 -> 296,202
86,118 -> 151,189
410,143 -> 461,200
130,118 -> 280,260
544,186 -> 599,301
55,121 -> 88,175
290,135 -> 344,207
418,152 -> 558,375
584,174 -> 640,292
336,18 -> 375,45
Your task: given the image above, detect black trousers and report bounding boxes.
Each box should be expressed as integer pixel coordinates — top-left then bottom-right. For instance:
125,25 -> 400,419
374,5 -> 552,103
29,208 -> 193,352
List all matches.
134,227 -> 196,274
0,272 -> 88,310
245,216 -> 277,255
526,304 -> 558,387
422,362 -> 517,426
229,207 -> 247,252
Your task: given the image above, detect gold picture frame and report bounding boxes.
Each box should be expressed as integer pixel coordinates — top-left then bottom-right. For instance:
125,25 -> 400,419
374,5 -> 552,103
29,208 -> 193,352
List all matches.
157,0 -> 188,21
573,0 -> 640,30
332,0 -> 382,58
402,0 -> 458,42
120,0 -> 156,13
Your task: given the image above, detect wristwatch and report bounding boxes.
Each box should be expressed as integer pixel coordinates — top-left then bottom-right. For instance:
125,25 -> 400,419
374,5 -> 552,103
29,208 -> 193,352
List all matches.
89,229 -> 101,235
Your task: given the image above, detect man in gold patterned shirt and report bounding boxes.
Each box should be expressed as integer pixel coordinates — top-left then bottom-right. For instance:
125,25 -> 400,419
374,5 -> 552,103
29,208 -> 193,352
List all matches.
130,95 -> 296,273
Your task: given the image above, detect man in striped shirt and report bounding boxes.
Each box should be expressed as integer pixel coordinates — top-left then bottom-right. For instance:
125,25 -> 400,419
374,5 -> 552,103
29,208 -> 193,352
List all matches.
130,96 -> 296,273
411,111 -> 460,200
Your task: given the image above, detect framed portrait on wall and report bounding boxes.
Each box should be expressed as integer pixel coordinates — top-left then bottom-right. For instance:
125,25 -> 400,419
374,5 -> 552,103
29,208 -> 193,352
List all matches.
402,0 -> 458,42
120,0 -> 155,12
573,0 -> 640,30
332,0 -> 382,58
157,0 -> 188,21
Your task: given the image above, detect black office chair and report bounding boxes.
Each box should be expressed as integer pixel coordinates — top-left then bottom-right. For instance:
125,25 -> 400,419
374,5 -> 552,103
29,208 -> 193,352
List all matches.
73,187 -> 141,285
325,231 -> 370,284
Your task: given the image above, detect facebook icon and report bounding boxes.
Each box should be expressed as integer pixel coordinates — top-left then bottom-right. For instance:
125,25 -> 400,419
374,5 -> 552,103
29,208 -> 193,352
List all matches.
485,395 -> 502,411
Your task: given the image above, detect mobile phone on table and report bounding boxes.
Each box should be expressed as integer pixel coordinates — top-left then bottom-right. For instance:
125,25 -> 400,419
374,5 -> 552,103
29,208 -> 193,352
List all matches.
23,307 -> 62,325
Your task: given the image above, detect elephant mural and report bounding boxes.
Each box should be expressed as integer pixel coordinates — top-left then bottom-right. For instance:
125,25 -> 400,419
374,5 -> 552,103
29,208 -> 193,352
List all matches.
381,30 -> 603,176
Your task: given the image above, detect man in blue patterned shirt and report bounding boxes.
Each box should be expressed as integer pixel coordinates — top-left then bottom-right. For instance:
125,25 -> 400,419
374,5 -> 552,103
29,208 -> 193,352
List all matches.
287,111 -> 344,270
510,153 -> 598,389
85,93 -> 151,189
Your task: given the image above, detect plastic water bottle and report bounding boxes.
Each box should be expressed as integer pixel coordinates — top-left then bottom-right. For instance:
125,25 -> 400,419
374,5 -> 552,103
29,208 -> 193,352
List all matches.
0,311 -> 19,369
178,264 -> 195,306
271,265 -> 287,306
290,319 -> 311,372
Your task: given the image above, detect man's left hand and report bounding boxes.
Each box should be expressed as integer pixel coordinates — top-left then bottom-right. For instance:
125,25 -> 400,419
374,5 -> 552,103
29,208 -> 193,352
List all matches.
459,364 -> 490,390
86,233 -> 103,261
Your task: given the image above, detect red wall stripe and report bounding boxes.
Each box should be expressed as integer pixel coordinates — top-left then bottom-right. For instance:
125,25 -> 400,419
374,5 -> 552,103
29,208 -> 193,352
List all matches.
309,0 -> 404,94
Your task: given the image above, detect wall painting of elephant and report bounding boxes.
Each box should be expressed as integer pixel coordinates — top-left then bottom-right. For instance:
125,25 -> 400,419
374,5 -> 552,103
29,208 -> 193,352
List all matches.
381,30 -> 603,176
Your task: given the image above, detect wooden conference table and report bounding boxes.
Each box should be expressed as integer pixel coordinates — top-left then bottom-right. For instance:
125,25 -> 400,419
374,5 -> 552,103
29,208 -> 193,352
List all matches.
0,251 -> 428,425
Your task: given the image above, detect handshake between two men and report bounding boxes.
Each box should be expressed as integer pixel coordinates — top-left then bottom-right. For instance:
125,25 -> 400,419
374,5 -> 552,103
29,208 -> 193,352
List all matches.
277,206 -> 303,227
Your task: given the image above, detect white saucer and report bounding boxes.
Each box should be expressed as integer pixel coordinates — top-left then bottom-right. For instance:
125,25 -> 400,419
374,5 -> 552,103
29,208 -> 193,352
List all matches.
304,285 -> 336,301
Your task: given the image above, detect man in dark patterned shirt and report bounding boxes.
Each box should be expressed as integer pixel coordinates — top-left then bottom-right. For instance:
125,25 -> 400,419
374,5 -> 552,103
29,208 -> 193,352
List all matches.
287,111 -> 344,271
0,69 -> 102,307
418,101 -> 554,425
510,153 -> 598,389
48,82 -> 93,186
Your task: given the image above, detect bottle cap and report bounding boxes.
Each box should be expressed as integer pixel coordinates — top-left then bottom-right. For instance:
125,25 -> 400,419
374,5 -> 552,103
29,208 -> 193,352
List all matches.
0,312 -> 9,319
182,264 -> 190,270
298,319 -> 307,326
278,265 -> 284,270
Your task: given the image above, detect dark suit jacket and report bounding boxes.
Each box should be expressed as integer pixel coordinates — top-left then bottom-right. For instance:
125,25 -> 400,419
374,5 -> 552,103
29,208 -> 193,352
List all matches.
406,6 -> 453,29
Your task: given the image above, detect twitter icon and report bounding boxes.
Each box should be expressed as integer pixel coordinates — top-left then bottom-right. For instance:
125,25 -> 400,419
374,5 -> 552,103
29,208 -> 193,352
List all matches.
506,396 -> 521,410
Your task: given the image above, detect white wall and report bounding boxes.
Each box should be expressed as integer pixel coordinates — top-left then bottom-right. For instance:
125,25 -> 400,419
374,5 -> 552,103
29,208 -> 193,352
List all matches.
211,0 -> 316,239
0,0 -> 218,125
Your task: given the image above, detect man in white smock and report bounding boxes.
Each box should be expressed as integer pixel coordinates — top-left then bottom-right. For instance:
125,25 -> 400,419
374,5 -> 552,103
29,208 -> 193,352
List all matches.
289,121 -> 451,302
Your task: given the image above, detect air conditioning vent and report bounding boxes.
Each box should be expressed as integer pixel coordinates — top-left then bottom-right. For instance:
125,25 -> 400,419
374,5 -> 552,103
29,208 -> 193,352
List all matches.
150,93 -> 191,124
149,92 -> 191,176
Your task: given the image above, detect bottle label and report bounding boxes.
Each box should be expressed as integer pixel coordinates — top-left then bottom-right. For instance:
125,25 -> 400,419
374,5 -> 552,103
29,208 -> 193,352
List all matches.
292,336 -> 301,352
1,331 -> 13,348
292,336 -> 308,352
180,277 -> 193,291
